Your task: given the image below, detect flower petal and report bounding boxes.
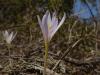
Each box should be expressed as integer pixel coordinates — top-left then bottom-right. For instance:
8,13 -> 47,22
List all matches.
37,15 -> 42,27
4,31 -> 9,39
11,32 -> 17,42
7,32 -> 13,44
50,12 -> 58,33
57,13 -> 66,29
50,12 -> 66,40
37,11 -> 49,41
42,10 -> 49,27
48,12 -> 58,41
47,12 -> 52,30
52,12 -> 58,26
37,15 -> 46,37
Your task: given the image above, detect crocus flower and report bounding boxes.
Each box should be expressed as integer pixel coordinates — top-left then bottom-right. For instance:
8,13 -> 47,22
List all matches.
3,30 -> 17,44
37,11 -> 66,75
37,11 -> 66,42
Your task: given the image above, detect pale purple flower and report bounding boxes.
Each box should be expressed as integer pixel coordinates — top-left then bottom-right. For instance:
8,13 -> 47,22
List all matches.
3,30 -> 17,44
37,11 -> 66,42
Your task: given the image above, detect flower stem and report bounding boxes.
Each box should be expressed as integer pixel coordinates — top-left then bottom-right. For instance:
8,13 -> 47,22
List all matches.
43,41 -> 49,75
7,44 -> 12,68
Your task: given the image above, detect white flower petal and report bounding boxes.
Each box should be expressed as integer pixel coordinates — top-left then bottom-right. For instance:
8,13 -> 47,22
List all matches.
50,12 -> 58,33
37,15 -> 42,27
57,13 -> 66,29
50,13 -> 66,40
47,12 -> 52,30
7,32 -> 13,44
37,11 -> 49,41
12,32 -> 17,41
3,31 -> 9,40
3,31 -> 16,44
52,12 -> 58,26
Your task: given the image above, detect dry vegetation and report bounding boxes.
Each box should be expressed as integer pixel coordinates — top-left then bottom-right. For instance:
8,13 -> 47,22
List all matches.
0,16 -> 100,75
0,0 -> 100,75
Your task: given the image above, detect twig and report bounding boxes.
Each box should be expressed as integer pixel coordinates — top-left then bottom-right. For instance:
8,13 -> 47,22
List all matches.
52,38 -> 82,71
64,56 -> 100,66
33,64 -> 60,75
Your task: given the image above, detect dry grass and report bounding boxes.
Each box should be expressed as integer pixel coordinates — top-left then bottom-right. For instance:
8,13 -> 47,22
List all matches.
0,17 -> 100,75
